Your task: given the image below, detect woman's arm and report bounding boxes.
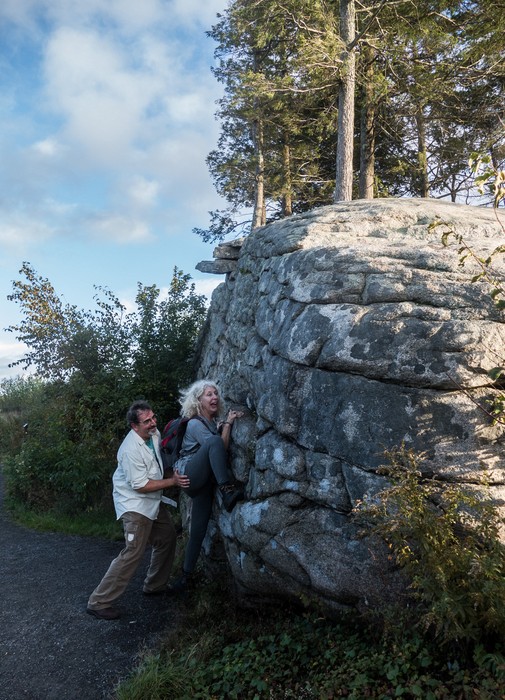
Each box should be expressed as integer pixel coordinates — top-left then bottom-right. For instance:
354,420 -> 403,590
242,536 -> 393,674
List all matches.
220,410 -> 244,450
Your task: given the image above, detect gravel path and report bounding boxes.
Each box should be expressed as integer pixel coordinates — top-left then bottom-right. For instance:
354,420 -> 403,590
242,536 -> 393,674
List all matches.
0,474 -> 182,700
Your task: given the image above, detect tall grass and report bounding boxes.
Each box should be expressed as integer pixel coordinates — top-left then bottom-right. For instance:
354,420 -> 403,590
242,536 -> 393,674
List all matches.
4,497 -> 123,540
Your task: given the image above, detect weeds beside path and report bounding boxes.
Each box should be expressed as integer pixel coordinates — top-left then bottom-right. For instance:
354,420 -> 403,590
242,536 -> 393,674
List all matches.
0,472 -> 180,700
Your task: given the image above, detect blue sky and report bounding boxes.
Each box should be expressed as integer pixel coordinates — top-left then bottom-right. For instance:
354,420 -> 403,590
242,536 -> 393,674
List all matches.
0,0 -> 230,380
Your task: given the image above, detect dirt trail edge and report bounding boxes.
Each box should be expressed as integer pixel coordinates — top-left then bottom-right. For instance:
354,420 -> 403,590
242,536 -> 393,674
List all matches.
0,472 -> 181,700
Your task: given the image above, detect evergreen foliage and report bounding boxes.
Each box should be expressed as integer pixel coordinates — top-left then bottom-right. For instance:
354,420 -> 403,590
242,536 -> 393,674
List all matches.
196,0 -> 505,241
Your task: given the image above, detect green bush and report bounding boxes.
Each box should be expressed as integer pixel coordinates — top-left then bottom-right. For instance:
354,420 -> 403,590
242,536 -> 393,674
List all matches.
1,265 -> 207,517
1,376 -> 121,513
359,445 -> 505,648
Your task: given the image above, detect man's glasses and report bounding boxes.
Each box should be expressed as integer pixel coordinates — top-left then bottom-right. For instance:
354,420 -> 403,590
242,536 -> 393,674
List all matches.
140,414 -> 157,425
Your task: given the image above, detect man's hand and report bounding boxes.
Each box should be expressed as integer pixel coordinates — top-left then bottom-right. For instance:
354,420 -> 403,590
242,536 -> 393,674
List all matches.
173,469 -> 190,489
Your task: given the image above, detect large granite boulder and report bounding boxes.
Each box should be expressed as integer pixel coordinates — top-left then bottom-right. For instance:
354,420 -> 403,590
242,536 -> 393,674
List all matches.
194,198 -> 505,612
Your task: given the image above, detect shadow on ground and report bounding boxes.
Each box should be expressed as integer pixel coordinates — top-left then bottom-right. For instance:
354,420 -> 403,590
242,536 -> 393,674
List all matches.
0,473 -> 182,700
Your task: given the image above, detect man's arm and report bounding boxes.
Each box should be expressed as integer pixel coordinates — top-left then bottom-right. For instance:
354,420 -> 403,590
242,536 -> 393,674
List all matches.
135,470 -> 189,494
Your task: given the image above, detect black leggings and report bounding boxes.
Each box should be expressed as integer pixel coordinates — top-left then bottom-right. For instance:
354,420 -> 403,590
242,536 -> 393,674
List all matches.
181,435 -> 229,574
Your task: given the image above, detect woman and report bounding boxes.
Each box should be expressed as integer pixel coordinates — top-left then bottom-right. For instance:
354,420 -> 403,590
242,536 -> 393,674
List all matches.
171,379 -> 244,592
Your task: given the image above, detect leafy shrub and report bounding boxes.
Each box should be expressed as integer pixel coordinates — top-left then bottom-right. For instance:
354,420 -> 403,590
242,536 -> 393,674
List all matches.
1,375 -> 121,512
359,444 -> 505,648
114,577 -> 505,700
1,265 -> 207,516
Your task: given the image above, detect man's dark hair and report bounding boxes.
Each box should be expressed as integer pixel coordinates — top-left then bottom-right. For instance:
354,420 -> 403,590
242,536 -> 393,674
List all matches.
127,400 -> 152,426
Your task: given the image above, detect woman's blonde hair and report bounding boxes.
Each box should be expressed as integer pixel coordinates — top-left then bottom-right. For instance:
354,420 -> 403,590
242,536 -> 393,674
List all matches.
179,379 -> 224,418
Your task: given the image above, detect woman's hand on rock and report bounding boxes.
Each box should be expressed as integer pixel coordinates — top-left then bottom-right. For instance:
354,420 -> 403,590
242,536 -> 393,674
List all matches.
226,410 -> 244,425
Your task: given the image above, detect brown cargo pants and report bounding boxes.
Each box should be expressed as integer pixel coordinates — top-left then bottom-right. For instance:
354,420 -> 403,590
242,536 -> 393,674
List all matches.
87,503 -> 176,610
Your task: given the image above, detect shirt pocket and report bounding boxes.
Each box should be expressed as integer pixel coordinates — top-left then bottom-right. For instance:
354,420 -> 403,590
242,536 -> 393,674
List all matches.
147,454 -> 163,479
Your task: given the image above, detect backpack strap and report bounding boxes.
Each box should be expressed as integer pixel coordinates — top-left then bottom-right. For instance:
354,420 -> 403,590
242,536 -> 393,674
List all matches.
193,414 -> 218,434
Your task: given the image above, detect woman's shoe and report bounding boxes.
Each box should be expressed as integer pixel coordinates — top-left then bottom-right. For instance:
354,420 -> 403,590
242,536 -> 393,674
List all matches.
219,483 -> 244,512
167,570 -> 193,595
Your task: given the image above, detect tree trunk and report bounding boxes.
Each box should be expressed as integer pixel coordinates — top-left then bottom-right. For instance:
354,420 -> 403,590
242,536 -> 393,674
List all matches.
415,104 -> 429,197
251,115 -> 265,230
359,46 -> 376,199
334,0 -> 356,203
251,46 -> 266,231
450,174 -> 457,203
282,140 -> 293,217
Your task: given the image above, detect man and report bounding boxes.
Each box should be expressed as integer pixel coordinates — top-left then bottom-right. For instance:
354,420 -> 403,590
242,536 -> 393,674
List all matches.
87,400 -> 189,620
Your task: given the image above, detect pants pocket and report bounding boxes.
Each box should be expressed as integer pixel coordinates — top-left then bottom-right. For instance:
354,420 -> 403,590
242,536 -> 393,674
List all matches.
123,520 -> 140,549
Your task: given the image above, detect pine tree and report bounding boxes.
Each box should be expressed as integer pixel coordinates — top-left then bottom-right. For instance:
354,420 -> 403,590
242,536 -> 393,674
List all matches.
195,0 -> 341,242
197,0 -> 505,242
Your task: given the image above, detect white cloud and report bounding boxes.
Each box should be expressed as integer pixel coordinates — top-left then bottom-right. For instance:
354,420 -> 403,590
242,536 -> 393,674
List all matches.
170,0 -> 228,28
43,197 -> 76,216
0,0 -> 165,35
42,28 -> 158,165
0,194 -> 80,252
0,341 -> 26,355
0,0 -> 226,244
42,25 -> 220,158
0,0 -> 228,76
165,91 -> 212,125
31,137 -> 61,156
94,0 -> 165,32
118,295 -> 137,315
90,214 -> 151,243
128,177 -> 160,207
0,0 -> 39,28
193,276 -> 222,299
0,217 -> 55,251
0,341 -> 29,381
148,132 -> 217,187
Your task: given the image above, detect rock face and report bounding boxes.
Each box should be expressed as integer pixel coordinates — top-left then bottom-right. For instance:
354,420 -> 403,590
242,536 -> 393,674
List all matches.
195,198 -> 505,612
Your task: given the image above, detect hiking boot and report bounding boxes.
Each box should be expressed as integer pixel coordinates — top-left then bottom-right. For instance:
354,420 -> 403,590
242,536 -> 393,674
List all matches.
143,586 -> 171,596
219,483 -> 244,512
86,606 -> 121,620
